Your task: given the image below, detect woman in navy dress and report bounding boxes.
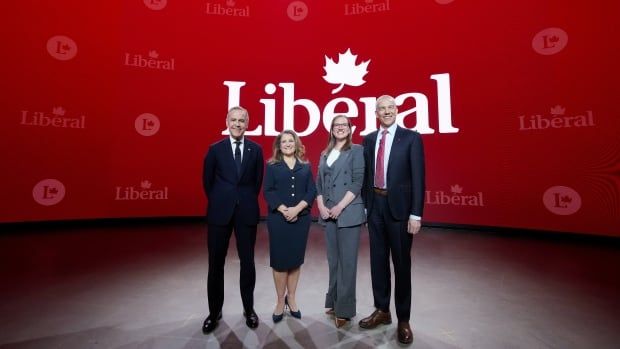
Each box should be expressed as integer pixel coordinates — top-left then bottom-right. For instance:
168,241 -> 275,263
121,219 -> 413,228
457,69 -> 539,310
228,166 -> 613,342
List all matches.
263,130 -> 316,322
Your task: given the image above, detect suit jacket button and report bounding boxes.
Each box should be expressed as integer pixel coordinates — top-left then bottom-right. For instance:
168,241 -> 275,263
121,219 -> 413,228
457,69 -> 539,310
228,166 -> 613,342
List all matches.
291,193 -> 295,197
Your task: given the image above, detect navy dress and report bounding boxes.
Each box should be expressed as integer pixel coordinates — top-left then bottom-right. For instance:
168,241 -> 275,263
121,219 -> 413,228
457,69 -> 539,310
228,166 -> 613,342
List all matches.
263,160 -> 317,271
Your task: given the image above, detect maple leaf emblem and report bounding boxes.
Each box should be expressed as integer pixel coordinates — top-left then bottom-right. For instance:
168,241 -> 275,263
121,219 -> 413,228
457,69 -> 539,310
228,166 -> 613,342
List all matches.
149,50 -> 159,59
226,0 -> 236,7
550,105 -> 565,116
323,48 -> 370,94
141,180 -> 152,189
52,106 -> 66,116
450,184 -> 463,194
560,195 -> 572,204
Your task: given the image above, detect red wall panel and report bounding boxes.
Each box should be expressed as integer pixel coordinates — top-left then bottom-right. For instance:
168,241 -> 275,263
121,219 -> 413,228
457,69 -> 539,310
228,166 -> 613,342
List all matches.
2,0 -> 618,235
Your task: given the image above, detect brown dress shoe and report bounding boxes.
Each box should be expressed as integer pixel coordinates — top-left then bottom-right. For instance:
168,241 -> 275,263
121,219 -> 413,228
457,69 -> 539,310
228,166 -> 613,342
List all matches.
397,322 -> 414,344
335,317 -> 350,328
358,309 -> 392,329
325,308 -> 335,316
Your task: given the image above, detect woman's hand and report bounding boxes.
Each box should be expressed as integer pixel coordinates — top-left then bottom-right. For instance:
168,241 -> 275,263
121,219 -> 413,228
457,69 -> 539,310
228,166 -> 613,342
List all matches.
317,202 -> 331,220
329,204 -> 344,219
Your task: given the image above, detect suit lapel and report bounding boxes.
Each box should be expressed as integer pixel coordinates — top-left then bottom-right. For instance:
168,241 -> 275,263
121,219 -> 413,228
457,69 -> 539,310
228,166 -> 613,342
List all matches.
331,148 -> 351,181
239,141 -> 252,178
368,131 -> 378,178
220,140 -> 238,179
292,159 -> 303,173
386,127 -> 403,182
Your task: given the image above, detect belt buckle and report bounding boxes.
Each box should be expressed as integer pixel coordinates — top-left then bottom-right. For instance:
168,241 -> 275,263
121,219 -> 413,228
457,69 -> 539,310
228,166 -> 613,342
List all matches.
374,187 -> 387,196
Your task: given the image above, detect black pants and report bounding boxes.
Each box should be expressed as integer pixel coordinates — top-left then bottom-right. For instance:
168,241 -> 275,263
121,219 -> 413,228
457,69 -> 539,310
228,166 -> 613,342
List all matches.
207,206 -> 257,315
367,193 -> 413,321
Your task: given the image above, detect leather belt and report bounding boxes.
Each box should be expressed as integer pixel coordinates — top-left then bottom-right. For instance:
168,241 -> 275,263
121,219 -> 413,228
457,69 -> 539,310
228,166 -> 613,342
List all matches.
373,187 -> 388,196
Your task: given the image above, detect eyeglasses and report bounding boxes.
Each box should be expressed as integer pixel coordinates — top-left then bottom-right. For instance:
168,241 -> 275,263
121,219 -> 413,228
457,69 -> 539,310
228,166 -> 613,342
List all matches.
332,123 -> 350,128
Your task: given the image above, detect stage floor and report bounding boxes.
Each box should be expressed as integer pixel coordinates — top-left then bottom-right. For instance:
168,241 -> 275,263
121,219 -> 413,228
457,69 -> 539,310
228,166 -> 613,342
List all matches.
1,220 -> 619,348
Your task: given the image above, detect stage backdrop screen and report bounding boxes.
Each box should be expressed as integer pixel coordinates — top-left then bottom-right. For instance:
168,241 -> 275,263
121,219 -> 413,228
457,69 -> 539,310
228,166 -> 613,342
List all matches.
2,1 -> 618,236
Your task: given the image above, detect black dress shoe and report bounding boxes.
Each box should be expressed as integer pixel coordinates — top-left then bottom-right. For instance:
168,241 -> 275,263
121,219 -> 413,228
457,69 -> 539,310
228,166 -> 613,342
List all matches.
285,296 -> 301,319
202,313 -> 222,334
244,309 -> 259,329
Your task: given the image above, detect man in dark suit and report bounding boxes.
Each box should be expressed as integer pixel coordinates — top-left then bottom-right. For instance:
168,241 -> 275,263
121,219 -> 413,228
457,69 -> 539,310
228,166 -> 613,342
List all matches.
359,95 -> 425,344
201,106 -> 264,333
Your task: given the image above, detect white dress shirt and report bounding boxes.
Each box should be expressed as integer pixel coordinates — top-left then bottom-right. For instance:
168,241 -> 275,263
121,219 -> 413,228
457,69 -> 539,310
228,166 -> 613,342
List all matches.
229,136 -> 244,161
374,124 -> 421,221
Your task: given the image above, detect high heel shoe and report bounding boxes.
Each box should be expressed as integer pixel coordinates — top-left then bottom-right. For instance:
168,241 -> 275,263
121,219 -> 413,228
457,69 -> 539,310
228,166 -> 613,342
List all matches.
335,317 -> 350,328
272,312 -> 284,323
285,295 -> 301,319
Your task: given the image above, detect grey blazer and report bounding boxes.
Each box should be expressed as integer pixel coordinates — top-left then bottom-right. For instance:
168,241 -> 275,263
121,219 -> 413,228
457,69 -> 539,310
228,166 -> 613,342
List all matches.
316,144 -> 366,228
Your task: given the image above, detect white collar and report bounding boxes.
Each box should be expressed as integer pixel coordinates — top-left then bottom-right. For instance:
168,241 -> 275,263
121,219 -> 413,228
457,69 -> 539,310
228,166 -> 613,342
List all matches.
229,136 -> 244,145
379,123 -> 397,136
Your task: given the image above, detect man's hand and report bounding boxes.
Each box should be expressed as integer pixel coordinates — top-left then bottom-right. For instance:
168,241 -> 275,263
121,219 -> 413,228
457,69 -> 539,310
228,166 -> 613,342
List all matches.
407,219 -> 421,235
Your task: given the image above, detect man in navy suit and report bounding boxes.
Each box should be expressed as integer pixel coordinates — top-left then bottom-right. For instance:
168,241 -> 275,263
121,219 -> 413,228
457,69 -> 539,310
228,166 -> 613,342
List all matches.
359,95 -> 425,344
201,106 -> 264,333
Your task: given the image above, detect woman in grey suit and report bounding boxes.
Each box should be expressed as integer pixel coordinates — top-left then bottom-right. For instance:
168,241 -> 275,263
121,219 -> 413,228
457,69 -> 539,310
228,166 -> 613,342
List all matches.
316,115 -> 365,328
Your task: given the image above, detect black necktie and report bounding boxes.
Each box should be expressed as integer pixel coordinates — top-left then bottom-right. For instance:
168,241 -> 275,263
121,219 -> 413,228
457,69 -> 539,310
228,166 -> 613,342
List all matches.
234,141 -> 242,175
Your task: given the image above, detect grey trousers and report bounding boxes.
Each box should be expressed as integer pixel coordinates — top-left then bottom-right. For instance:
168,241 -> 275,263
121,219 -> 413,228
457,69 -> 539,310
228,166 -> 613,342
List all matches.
324,221 -> 362,318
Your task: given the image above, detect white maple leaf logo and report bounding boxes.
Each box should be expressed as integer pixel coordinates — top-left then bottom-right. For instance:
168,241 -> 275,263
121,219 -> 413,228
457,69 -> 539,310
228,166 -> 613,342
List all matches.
323,48 -> 370,94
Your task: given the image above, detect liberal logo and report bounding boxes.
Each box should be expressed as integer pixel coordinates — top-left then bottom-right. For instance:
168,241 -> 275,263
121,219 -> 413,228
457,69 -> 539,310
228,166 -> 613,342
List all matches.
287,1 -> 308,21
124,50 -> 175,71
33,179 -> 66,206
135,113 -> 160,136
222,48 -> 459,137
21,106 -> 86,129
543,186 -> 581,215
115,180 -> 169,201
323,49 -> 370,94
144,0 -> 167,10
532,28 -> 568,55
426,184 -> 485,207
345,0 -> 391,16
47,35 -> 77,61
206,0 -> 250,17
518,105 -> 595,131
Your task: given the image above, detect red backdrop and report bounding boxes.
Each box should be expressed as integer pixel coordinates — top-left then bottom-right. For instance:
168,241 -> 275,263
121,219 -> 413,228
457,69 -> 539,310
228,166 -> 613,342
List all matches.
2,0 -> 619,236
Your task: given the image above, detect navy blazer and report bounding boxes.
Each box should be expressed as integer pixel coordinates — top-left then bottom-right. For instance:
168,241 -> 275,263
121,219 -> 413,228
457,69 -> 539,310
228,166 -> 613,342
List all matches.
263,160 -> 316,215
362,126 -> 425,220
203,138 -> 264,225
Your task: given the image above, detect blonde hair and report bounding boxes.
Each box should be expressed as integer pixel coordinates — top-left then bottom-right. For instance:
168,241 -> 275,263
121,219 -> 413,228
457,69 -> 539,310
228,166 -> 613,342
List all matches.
267,130 -> 307,164
321,115 -> 352,156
